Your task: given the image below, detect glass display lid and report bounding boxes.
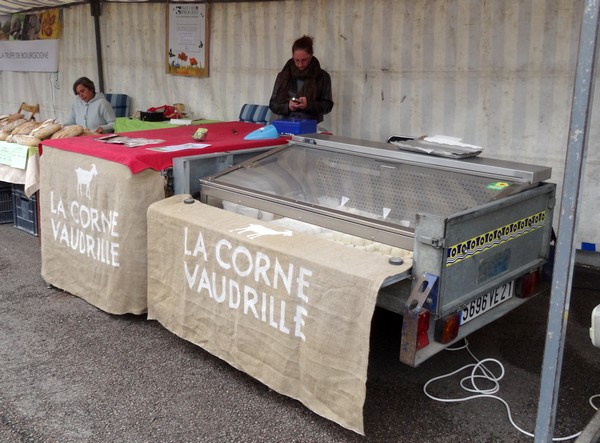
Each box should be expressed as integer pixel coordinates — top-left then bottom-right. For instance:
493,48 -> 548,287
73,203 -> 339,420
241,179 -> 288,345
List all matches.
199,134 -> 551,252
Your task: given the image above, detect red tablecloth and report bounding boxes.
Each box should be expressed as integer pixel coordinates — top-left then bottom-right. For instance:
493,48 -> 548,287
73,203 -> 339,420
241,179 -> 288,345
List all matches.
40,121 -> 287,174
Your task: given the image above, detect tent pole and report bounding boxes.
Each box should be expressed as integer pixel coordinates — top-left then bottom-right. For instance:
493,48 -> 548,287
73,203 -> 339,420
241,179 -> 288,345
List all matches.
90,0 -> 104,93
533,0 -> 600,441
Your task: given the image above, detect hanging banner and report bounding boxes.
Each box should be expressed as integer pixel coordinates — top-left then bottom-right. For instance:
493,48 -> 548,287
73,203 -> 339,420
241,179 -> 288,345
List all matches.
0,9 -> 61,72
0,39 -> 59,72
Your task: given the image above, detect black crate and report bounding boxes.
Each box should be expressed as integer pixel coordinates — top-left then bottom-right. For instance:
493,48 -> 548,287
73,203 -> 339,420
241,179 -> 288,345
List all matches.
12,184 -> 38,236
0,181 -> 14,224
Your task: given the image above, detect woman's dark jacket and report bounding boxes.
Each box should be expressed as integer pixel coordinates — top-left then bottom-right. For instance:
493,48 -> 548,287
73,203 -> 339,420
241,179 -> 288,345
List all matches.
269,56 -> 333,123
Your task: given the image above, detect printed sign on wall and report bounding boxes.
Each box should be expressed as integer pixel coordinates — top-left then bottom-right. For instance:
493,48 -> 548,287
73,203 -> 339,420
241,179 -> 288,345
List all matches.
0,9 -> 61,72
166,2 -> 209,77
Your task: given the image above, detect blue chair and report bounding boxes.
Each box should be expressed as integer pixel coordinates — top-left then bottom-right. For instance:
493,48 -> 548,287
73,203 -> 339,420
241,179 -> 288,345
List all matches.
238,104 -> 272,124
106,93 -> 131,118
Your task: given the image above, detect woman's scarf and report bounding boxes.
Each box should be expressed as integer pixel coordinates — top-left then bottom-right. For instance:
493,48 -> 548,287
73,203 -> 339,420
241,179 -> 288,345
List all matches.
276,56 -> 323,102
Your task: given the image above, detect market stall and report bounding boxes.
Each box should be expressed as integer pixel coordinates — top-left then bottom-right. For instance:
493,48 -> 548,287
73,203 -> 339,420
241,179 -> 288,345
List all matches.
39,122 -> 287,315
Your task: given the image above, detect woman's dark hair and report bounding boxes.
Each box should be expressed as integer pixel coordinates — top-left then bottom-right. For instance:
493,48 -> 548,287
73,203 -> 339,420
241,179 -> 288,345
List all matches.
292,35 -> 314,55
72,77 -> 96,95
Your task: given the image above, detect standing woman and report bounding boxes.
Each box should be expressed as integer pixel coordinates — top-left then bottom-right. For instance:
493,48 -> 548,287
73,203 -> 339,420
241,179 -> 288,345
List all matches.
269,35 -> 334,124
65,77 -> 116,134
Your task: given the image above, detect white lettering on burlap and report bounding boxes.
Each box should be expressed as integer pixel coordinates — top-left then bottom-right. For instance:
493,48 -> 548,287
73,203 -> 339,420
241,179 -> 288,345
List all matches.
212,273 -> 227,303
184,262 -> 199,290
49,183 -> 120,268
254,251 -> 270,285
296,267 -> 312,303
183,225 -> 312,341
215,238 -> 232,270
229,278 -> 241,309
197,267 -> 212,297
184,227 -> 207,260
294,306 -> 308,341
50,190 -> 66,218
279,300 -> 290,334
232,246 -> 252,277
244,285 -> 259,318
273,260 -> 293,294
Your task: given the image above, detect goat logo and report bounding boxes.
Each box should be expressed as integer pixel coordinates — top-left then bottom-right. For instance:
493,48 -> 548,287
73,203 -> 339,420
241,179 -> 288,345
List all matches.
75,164 -> 98,198
230,224 -> 293,240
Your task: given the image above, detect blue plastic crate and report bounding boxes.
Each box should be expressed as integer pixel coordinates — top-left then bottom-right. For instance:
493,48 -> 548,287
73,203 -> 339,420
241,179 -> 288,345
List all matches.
0,182 -> 13,224
12,185 -> 38,236
272,118 -> 317,135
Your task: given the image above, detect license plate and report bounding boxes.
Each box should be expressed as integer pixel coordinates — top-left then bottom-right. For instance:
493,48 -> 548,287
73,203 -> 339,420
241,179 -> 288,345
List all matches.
460,280 -> 515,325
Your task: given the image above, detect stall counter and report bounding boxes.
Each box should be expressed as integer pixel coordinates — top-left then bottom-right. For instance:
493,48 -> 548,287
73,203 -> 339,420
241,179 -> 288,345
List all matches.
39,122 -> 287,315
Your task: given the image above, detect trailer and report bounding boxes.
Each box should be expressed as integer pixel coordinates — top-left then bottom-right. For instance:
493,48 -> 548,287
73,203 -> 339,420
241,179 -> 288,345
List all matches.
196,133 -> 556,367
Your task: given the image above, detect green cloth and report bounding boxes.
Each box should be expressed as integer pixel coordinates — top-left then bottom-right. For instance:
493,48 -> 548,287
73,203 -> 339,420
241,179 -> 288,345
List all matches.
114,117 -> 221,133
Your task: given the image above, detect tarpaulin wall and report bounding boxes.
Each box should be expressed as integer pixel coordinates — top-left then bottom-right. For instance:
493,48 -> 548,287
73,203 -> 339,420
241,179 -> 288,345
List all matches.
0,0 -> 598,249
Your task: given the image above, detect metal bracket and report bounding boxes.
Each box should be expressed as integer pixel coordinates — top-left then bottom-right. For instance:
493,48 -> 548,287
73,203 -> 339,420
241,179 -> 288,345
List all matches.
406,272 -> 439,312
416,235 -> 445,248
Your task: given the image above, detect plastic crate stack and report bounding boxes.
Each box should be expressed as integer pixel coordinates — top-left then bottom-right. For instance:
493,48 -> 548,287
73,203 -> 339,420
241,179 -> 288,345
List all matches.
12,184 -> 38,236
0,181 -> 13,224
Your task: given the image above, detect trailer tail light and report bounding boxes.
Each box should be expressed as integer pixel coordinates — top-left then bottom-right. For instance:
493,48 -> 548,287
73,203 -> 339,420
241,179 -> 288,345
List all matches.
515,269 -> 540,298
434,312 -> 461,344
416,310 -> 430,350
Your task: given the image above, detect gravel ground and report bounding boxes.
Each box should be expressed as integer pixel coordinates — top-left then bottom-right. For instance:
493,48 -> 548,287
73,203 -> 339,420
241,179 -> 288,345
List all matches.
1,223 -> 599,442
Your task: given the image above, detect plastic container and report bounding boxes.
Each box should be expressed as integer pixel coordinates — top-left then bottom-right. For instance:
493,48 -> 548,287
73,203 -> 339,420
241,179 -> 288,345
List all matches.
12,184 -> 38,236
140,111 -> 166,122
272,119 -> 317,135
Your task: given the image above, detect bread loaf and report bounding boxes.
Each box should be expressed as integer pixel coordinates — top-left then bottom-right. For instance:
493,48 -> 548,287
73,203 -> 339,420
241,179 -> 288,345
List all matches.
30,122 -> 63,140
8,134 -> 42,147
12,121 -> 40,135
50,125 -> 84,139
2,119 -> 28,133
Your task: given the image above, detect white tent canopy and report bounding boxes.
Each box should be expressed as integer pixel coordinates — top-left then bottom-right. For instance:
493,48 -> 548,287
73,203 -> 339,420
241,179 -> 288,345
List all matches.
0,0 -> 261,16
0,1 -> 85,15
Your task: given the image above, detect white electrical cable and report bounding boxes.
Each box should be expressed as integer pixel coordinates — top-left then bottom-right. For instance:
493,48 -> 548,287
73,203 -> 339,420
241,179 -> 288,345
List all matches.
423,339 -> 595,441
48,72 -> 60,119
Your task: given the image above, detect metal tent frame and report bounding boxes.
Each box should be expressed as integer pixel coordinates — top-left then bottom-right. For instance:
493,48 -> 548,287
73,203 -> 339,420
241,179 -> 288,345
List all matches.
1,0 -> 599,439
534,0 -> 600,441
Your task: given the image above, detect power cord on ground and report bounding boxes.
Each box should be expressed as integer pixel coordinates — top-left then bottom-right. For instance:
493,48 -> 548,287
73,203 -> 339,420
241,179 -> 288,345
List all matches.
423,339 -> 599,441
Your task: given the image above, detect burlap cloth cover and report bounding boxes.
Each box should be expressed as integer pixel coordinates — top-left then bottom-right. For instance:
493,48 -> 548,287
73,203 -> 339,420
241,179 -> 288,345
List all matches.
147,195 -> 412,434
40,146 -> 165,314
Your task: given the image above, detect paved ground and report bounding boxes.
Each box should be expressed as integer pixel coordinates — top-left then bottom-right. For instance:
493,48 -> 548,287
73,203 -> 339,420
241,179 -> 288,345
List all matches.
1,222 -> 599,443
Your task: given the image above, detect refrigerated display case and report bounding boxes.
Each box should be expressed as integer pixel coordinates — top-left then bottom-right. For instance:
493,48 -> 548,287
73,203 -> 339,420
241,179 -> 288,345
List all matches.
198,133 -> 555,366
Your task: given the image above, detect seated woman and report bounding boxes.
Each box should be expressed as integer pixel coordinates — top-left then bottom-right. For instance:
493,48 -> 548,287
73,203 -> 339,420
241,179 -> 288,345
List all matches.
65,77 -> 116,134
